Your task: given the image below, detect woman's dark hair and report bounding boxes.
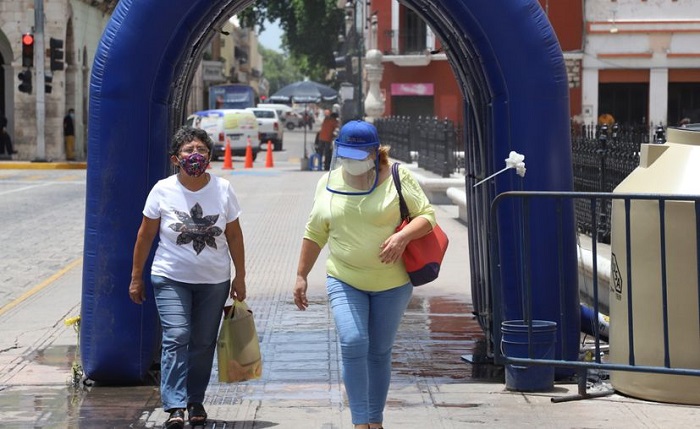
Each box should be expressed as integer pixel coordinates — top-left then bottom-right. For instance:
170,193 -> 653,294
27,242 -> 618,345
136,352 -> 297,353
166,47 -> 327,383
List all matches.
170,126 -> 214,156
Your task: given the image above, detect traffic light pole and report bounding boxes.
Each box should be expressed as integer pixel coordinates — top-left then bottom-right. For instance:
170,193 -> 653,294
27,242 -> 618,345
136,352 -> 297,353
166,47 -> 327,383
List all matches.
33,0 -> 46,162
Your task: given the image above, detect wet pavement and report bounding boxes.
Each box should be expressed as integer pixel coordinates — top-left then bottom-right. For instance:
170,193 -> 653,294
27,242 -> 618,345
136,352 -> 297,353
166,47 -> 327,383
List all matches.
3,140 -> 700,428
1,294 -> 498,428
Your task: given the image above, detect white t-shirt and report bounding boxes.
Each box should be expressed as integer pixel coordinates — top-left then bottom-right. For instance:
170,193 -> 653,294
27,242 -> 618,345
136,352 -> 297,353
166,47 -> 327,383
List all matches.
143,174 -> 242,284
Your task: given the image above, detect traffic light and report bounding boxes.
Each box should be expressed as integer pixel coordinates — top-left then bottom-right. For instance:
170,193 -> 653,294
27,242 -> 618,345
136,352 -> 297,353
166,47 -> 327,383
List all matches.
49,37 -> 64,71
18,69 -> 32,94
21,33 -> 34,68
334,55 -> 347,81
45,74 -> 52,94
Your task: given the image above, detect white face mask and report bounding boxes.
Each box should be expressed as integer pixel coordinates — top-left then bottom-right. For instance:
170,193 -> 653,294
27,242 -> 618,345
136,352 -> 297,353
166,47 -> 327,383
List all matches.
343,159 -> 374,175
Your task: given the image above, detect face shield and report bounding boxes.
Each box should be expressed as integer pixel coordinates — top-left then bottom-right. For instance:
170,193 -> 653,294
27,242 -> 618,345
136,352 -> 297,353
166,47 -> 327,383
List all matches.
325,142 -> 380,195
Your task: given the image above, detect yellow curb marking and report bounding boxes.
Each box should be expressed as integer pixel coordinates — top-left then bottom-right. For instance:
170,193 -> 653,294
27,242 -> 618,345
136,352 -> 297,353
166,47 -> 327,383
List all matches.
0,257 -> 83,318
0,162 -> 87,170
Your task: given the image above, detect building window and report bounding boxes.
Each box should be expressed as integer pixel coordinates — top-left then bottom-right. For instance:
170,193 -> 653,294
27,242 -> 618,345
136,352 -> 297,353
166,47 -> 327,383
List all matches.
599,83 -> 649,124
668,83 -> 700,125
402,8 -> 427,54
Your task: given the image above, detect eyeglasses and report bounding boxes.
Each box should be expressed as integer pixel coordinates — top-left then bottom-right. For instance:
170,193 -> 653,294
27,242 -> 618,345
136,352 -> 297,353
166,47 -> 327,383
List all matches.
180,145 -> 210,155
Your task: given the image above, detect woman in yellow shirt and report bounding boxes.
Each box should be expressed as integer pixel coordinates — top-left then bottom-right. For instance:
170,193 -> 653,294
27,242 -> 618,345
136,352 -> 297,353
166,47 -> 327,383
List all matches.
293,120 -> 436,429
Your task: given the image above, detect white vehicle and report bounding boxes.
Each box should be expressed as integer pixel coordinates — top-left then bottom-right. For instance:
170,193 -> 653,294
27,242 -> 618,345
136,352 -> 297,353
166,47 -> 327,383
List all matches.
257,103 -> 292,121
246,107 -> 284,151
258,103 -> 300,132
186,109 -> 259,161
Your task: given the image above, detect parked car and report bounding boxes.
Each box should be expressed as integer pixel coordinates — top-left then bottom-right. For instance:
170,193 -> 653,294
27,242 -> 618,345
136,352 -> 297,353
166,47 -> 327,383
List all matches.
282,111 -> 303,130
246,107 -> 284,151
186,109 -> 259,161
281,110 -> 316,131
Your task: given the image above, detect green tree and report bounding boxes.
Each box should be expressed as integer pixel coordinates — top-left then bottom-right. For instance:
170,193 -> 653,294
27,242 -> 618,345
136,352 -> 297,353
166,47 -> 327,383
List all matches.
259,45 -> 303,95
240,0 -> 344,84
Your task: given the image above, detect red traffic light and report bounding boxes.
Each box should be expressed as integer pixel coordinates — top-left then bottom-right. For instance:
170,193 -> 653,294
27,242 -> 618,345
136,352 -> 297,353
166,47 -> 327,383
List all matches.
21,33 -> 34,67
22,33 -> 34,46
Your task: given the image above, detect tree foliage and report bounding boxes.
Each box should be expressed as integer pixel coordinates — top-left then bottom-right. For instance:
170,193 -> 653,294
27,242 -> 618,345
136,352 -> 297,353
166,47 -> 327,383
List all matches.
258,45 -> 303,95
240,0 -> 344,84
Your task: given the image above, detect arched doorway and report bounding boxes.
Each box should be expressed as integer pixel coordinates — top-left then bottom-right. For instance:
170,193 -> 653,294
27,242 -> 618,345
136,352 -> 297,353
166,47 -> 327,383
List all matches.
81,0 -> 578,383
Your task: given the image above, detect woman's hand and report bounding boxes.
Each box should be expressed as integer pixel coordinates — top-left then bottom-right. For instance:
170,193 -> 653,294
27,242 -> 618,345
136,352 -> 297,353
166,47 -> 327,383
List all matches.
231,275 -> 246,301
293,276 -> 309,310
379,230 -> 409,264
128,278 -> 146,304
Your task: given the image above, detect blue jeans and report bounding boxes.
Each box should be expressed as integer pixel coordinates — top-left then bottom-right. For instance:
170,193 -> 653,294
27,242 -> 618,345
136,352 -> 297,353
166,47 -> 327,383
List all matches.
151,275 -> 230,411
326,277 -> 413,425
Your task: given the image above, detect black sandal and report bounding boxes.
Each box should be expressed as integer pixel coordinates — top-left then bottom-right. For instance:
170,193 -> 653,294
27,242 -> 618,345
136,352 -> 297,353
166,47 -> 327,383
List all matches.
164,409 -> 185,429
187,402 -> 208,427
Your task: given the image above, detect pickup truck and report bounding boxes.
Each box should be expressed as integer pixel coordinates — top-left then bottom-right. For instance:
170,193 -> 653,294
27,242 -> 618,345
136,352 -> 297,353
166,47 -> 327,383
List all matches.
246,107 -> 284,151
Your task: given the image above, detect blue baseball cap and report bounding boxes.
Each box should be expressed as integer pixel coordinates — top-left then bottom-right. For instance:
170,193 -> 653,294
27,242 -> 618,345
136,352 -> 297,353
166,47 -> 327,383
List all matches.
335,120 -> 380,159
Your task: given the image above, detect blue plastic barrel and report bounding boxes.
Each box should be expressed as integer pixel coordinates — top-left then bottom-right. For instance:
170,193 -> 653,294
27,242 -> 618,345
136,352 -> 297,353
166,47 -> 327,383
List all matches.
501,320 -> 557,392
308,153 -> 322,171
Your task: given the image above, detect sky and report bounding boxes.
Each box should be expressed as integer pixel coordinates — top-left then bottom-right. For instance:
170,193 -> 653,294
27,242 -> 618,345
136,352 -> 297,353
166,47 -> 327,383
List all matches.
257,19 -> 284,53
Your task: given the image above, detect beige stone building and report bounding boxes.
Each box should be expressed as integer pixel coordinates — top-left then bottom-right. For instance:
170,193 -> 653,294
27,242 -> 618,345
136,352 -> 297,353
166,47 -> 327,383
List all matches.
0,1 -> 264,161
0,0 -> 116,161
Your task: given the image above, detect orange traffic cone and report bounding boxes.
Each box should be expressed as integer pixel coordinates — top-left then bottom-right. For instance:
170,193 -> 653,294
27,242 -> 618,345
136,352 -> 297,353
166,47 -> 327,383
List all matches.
244,137 -> 254,169
222,138 -> 233,170
265,140 -> 274,168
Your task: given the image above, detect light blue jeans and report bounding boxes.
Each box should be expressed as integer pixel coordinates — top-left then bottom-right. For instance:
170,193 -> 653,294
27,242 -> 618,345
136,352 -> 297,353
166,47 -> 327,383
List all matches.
326,276 -> 413,425
151,275 -> 230,411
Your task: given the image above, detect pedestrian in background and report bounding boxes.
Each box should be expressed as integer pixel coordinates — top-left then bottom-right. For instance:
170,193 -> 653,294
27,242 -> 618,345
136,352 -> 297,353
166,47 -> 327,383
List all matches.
63,108 -> 76,160
0,114 -> 16,157
293,120 -> 436,429
317,111 -> 339,170
129,126 -> 247,429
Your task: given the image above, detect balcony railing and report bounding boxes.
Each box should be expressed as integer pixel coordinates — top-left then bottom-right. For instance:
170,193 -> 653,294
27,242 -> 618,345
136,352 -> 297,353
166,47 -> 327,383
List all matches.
382,31 -> 429,56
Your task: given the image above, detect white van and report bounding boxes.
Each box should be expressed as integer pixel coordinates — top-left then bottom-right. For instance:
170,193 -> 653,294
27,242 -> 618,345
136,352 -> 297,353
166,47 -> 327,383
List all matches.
186,109 -> 259,161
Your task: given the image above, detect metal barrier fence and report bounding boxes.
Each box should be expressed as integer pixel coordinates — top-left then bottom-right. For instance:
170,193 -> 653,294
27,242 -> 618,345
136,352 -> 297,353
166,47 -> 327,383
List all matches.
571,122 -> 666,243
375,116 -> 463,177
490,191 -> 700,402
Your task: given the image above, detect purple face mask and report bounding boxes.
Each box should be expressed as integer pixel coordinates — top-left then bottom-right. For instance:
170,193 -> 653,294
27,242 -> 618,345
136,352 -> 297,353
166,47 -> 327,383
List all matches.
179,152 -> 209,177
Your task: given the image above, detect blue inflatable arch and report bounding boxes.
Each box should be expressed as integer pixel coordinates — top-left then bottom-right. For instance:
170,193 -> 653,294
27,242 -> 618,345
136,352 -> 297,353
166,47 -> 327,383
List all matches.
81,0 -> 578,383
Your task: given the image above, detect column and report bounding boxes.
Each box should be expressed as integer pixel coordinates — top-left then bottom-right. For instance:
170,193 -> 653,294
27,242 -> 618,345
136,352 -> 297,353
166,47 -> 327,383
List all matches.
363,49 -> 385,122
649,68 -> 668,126
581,68 -> 599,124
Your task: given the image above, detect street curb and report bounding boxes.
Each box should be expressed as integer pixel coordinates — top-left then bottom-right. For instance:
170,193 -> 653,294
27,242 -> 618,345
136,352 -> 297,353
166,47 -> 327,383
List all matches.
0,161 -> 87,170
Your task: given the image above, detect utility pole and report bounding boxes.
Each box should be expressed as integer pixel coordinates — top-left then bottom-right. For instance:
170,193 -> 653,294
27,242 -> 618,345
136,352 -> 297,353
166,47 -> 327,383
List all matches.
356,1 -> 363,119
33,0 -> 47,162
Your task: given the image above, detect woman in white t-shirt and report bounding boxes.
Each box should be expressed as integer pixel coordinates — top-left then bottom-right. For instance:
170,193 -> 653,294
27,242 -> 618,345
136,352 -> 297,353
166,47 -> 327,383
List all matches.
129,126 -> 247,429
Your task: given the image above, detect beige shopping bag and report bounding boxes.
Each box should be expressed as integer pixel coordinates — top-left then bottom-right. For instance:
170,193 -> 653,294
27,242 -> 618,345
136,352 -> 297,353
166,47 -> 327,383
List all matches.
217,300 -> 262,382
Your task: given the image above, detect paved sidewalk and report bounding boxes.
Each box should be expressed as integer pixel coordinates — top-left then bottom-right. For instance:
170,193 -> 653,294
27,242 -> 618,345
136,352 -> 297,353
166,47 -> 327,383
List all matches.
1,158 -> 700,428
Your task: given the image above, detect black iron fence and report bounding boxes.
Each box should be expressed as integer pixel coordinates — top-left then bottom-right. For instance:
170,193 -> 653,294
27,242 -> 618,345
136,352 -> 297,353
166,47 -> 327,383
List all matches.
376,116 -> 668,242
571,122 -> 665,243
375,116 -> 463,178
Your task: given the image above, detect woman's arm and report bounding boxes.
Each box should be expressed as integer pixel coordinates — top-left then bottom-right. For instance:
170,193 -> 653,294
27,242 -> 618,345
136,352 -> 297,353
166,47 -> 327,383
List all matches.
380,165 -> 436,264
379,216 -> 432,264
129,216 -> 160,304
225,218 -> 247,301
293,238 -> 323,310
